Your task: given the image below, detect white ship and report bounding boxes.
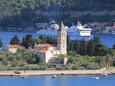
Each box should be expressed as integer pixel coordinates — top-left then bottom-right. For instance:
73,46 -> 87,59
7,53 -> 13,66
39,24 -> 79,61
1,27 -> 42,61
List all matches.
67,21 -> 93,40
37,21 -> 93,41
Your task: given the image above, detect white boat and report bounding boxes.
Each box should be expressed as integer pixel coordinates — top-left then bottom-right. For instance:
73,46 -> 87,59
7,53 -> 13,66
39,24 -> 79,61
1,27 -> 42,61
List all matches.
93,77 -> 100,79
104,73 -> 108,76
52,75 -> 57,78
37,21 -> 93,41
20,75 -> 28,78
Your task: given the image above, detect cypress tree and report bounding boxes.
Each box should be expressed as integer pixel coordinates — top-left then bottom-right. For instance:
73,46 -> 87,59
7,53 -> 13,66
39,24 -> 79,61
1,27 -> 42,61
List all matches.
21,34 -> 33,49
80,39 -> 87,55
75,40 -> 81,54
87,39 -> 95,56
0,38 -> 3,48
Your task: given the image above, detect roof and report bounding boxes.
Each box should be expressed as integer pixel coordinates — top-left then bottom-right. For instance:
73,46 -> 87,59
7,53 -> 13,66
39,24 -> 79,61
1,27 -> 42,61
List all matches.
38,48 -> 48,53
35,44 -> 55,53
35,44 -> 53,47
60,22 -> 66,30
8,44 -> 22,48
112,26 -> 115,28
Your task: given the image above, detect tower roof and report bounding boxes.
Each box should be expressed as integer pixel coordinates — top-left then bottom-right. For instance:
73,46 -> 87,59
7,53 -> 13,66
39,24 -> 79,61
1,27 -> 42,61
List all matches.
60,21 -> 66,31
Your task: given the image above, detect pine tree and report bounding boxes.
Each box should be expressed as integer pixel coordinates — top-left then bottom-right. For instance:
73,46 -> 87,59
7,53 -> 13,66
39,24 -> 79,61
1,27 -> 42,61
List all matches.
95,44 -> 108,56
10,35 -> 20,44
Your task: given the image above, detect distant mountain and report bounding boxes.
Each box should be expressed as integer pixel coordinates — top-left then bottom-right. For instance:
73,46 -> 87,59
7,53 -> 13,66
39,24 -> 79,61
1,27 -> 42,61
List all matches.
0,0 -> 115,30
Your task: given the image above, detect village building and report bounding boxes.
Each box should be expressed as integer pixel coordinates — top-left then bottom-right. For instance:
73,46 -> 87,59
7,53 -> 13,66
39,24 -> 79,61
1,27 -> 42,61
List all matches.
34,22 -> 67,64
7,44 -> 23,53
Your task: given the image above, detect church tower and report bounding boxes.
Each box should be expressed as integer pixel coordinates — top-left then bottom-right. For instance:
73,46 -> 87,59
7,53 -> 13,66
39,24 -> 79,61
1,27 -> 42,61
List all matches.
57,22 -> 67,55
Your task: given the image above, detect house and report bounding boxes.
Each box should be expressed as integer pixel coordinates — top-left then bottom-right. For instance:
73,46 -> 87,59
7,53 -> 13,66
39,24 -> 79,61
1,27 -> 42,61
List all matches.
7,44 -> 22,53
34,22 -> 67,64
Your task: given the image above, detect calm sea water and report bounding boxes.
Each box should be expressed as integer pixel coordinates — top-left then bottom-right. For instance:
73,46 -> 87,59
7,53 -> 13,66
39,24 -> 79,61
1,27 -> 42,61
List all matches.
0,75 -> 115,86
95,34 -> 115,48
0,32 -> 115,48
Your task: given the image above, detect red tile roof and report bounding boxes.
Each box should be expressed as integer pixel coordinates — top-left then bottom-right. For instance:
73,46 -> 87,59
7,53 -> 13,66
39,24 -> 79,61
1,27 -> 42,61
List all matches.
8,44 -> 22,48
38,48 -> 48,53
35,44 -> 53,47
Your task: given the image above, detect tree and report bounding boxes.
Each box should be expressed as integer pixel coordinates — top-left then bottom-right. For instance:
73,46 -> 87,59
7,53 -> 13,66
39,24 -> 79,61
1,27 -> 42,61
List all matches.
0,38 -> 3,48
108,49 -> 115,66
21,34 -> 33,49
93,37 -> 101,44
32,38 -> 42,44
10,35 -> 20,44
112,44 -> 115,49
74,40 -> 81,54
16,48 -> 38,64
67,35 -> 73,53
87,39 -> 95,56
106,54 -> 113,68
79,40 -> 87,55
95,44 -> 108,56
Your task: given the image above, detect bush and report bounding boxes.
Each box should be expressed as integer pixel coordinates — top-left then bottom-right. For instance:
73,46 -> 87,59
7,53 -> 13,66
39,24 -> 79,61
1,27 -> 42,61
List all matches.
71,64 -> 79,70
55,65 -> 64,70
87,63 -> 100,69
2,57 -> 8,65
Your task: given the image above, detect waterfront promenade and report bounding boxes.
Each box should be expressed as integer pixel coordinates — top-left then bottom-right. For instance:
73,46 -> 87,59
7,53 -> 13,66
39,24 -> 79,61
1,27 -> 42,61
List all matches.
0,68 -> 115,76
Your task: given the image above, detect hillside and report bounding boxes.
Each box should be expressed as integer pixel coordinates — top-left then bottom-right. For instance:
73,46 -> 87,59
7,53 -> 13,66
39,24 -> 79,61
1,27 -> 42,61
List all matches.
0,0 -> 115,30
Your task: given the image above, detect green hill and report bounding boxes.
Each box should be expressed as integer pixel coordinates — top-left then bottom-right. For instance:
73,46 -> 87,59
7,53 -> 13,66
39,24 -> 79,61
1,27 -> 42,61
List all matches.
0,0 -> 115,28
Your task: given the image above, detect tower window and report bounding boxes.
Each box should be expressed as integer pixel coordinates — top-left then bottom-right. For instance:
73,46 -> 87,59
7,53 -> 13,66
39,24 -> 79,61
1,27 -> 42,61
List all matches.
61,33 -> 65,36
63,45 -> 65,48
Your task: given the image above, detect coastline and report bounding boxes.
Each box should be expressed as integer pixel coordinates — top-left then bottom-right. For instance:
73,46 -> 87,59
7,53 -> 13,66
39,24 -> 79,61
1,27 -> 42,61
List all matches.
0,68 -> 115,76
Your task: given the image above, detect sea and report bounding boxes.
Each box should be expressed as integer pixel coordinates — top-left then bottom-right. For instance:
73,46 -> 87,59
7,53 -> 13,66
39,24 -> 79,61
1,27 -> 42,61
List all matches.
0,75 -> 115,86
0,31 -> 115,48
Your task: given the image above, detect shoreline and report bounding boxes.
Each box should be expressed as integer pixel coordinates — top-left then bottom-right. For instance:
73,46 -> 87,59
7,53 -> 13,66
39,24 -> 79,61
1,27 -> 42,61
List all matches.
0,68 -> 115,76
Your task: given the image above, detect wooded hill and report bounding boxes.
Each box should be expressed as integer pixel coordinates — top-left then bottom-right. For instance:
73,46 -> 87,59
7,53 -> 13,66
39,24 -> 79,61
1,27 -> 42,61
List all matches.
0,0 -> 115,28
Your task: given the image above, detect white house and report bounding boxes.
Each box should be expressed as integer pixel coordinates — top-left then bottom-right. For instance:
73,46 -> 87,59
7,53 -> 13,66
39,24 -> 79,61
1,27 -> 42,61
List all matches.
7,44 -> 23,53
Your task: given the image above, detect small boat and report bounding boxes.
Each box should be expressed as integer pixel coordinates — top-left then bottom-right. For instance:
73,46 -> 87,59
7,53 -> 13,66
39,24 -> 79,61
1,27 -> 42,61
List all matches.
104,73 -> 108,76
94,77 -> 100,79
20,75 -> 28,78
52,75 -> 57,78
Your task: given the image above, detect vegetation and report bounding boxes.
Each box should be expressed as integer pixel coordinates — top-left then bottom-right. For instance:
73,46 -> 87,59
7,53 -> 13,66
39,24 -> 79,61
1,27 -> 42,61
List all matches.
0,34 -> 115,70
0,48 -> 39,68
0,0 -> 114,29
10,35 -> 20,44
21,34 -> 33,48
67,37 -> 108,56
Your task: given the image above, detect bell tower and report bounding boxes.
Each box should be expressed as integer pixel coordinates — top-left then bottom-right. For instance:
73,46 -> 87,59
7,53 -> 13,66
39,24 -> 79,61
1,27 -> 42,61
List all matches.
57,22 -> 67,55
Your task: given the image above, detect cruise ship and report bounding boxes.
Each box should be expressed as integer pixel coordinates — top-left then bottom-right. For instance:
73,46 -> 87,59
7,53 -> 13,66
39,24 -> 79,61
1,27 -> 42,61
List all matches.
37,21 -> 93,41
67,21 -> 93,40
